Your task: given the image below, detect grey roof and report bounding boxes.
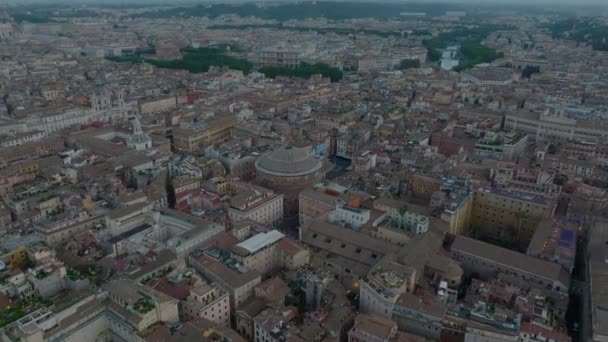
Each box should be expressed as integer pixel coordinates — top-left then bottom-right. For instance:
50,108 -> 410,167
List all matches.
451,236 -> 569,287
255,146 -> 323,176
302,220 -> 400,268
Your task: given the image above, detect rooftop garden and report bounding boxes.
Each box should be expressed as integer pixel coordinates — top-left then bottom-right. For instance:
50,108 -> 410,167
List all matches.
66,265 -> 103,284
0,296 -> 53,328
34,270 -> 48,279
133,298 -> 155,314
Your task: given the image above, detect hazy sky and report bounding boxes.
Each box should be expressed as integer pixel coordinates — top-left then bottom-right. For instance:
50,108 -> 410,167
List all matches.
5,0 -> 608,6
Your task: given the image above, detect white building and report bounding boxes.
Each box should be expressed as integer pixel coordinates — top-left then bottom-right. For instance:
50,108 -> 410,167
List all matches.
374,198 -> 429,235
0,130 -> 46,148
230,230 -> 285,277
505,111 -> 608,142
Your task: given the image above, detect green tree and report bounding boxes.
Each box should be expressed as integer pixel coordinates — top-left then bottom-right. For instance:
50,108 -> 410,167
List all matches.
399,59 -> 421,70
427,48 -> 442,62
259,62 -> 343,82
521,65 -> 540,79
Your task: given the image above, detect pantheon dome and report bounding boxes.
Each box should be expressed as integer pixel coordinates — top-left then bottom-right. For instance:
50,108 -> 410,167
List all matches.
255,146 -> 324,177
255,146 -> 332,215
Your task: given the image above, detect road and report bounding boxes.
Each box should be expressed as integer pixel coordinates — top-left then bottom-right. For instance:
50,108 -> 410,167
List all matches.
566,214 -> 592,342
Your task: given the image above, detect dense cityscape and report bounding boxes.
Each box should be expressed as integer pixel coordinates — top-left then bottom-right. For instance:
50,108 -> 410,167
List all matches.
0,1 -> 607,341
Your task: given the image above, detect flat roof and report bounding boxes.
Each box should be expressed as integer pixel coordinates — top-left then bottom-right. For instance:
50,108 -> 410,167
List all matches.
235,230 -> 285,255
451,236 -> 569,287
476,186 -> 549,206
108,223 -> 152,244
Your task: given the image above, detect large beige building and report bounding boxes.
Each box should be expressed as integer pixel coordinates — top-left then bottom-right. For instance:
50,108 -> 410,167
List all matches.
138,95 -> 177,115
189,254 -> 261,307
471,187 -> 554,245
505,111 -> 608,142
173,115 -> 237,152
450,236 -> 570,295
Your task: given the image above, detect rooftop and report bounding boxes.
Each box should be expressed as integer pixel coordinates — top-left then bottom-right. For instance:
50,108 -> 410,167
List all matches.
255,146 -> 325,177
451,236 -> 570,287
235,230 -> 285,255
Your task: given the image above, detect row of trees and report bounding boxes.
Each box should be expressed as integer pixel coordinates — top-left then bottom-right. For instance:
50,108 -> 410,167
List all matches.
107,49 -> 343,82
452,40 -> 504,71
546,19 -> 608,52
399,59 -> 421,70
259,62 -> 343,82
106,47 -> 253,74
423,24 -> 511,62
134,2 -> 465,20
208,24 -> 405,38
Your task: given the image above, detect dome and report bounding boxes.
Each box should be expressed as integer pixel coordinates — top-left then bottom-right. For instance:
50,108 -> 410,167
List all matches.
255,146 -> 323,177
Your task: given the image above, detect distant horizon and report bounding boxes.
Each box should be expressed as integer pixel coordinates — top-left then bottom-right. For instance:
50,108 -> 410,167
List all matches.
2,0 -> 608,6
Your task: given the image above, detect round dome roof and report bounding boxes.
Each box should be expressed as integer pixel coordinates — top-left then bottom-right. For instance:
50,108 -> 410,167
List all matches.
255,146 -> 323,176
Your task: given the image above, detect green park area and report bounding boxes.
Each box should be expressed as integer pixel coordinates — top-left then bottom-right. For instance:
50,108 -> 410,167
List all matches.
259,62 -> 343,82
106,47 -> 254,74
423,25 -> 508,69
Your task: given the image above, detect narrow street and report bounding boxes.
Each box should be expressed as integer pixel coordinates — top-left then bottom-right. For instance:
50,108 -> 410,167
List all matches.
566,215 -> 592,342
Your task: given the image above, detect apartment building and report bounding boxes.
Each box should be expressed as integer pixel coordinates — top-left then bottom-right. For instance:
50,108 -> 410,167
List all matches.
450,236 -> 570,295
359,260 -> 417,319
374,198 -> 430,235
105,278 -> 180,340
541,153 -> 595,179
473,131 -> 528,161
228,184 -> 284,228
348,314 -> 399,342
437,177 -> 474,235
298,181 -> 350,226
471,187 -> 554,245
182,283 -> 231,327
0,136 -> 64,166
230,230 -> 286,277
253,308 -> 303,342
505,111 -> 608,142
138,95 -> 177,115
188,253 -> 261,307
173,115 -> 237,152
0,130 -> 46,148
